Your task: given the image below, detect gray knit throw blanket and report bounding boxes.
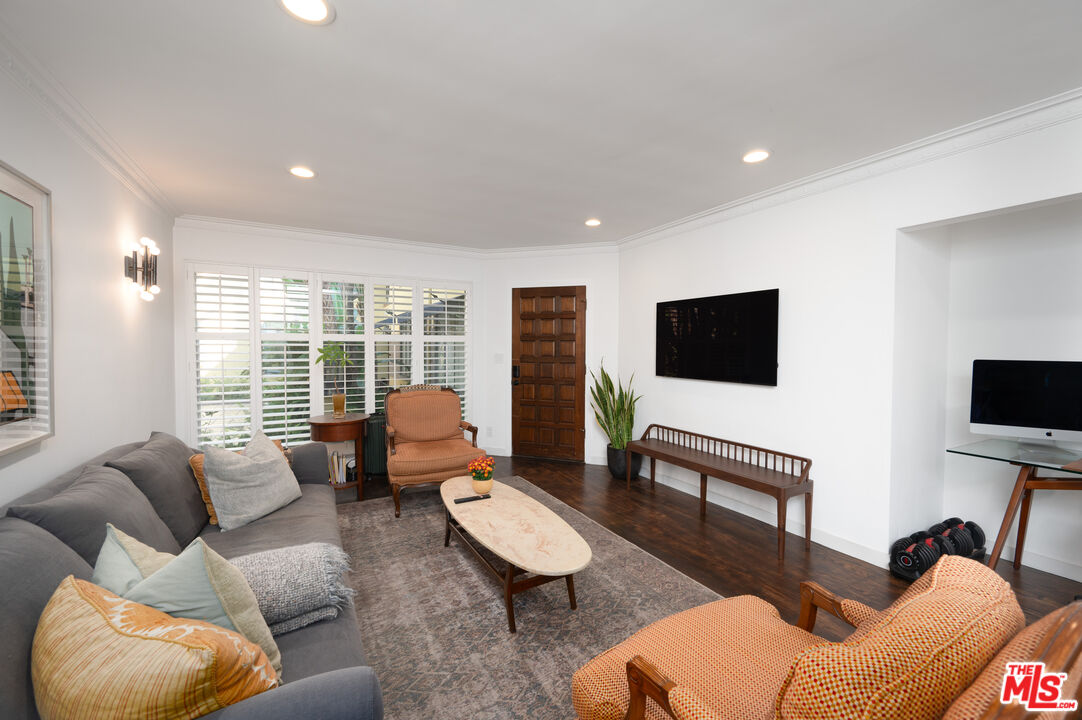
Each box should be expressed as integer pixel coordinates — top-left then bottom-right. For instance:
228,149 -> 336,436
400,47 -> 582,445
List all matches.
230,543 -> 355,636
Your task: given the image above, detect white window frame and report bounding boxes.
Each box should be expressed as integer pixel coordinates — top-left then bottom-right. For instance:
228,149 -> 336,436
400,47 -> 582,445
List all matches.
183,261 -> 472,447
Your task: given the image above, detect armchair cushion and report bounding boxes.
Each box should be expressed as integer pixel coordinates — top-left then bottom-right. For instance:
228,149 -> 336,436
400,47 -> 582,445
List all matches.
385,389 -> 462,443
669,687 -> 723,720
942,604 -> 1074,720
386,438 -> 484,477
572,596 -> 824,720
776,556 -> 1024,720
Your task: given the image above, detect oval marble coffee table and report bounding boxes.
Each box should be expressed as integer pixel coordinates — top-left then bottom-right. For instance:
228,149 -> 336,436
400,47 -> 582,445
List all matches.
441,476 -> 592,633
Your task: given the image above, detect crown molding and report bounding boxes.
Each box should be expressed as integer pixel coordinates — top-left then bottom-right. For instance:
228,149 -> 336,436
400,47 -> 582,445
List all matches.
175,215 -> 620,258
0,22 -> 176,217
618,87 -> 1082,249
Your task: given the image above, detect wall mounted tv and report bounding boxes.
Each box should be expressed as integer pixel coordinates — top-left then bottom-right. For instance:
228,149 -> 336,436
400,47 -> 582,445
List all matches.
970,359 -> 1082,443
656,288 -> 778,386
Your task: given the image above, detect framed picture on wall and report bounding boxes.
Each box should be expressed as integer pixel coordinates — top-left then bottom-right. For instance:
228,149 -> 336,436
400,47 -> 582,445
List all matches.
0,161 -> 52,457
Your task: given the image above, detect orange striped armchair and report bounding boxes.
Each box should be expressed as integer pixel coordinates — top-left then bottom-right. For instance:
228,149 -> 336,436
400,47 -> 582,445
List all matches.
573,556 -> 1081,720
384,385 -> 485,517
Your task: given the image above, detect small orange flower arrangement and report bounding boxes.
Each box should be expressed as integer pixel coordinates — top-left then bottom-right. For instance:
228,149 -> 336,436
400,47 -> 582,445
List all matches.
467,455 -> 495,482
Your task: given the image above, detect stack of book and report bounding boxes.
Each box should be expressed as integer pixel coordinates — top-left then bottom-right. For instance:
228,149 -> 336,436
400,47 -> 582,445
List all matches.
327,451 -> 354,485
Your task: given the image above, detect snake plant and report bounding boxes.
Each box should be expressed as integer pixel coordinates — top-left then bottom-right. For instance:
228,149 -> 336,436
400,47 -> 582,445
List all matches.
589,364 -> 642,450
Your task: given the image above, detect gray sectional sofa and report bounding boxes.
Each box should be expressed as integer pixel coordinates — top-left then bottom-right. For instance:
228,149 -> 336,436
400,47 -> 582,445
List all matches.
0,433 -> 383,720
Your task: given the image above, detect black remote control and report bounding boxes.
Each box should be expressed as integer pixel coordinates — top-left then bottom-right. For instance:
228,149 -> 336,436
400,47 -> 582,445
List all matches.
453,494 -> 491,504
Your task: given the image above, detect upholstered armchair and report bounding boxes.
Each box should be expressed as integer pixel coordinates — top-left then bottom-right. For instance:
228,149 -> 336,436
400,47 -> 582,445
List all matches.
572,556 -> 1082,720
384,385 -> 485,517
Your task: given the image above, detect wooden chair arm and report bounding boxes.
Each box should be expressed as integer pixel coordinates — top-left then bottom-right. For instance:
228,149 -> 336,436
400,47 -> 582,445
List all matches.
797,580 -> 855,632
625,655 -> 677,720
460,420 -> 478,447
385,425 -> 397,455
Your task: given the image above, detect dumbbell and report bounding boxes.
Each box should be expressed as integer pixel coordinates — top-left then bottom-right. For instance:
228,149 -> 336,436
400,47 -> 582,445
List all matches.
930,518 -> 984,557
890,531 -> 943,574
943,518 -> 987,546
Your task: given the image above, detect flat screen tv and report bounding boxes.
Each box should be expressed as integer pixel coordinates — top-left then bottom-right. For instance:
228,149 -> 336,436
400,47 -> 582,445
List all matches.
656,289 -> 778,386
970,359 -> 1082,443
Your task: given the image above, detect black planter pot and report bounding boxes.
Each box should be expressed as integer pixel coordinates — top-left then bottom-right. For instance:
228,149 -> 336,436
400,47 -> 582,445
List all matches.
606,444 -> 643,480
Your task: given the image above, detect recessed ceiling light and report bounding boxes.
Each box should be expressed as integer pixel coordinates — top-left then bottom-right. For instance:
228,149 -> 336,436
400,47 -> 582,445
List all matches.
742,149 -> 771,164
290,166 -> 316,179
279,0 -> 335,25
584,218 -> 601,227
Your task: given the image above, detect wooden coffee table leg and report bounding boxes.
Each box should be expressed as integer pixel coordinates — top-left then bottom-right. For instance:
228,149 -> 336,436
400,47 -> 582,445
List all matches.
444,510 -> 451,548
566,574 -> 577,610
504,563 -> 517,633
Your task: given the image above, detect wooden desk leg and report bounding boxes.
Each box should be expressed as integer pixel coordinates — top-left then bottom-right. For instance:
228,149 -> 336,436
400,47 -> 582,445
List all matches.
777,494 -> 787,561
354,423 -> 365,501
699,474 -> 707,518
504,563 -> 517,633
566,575 -> 577,610
1014,487 -> 1034,570
988,465 -> 1034,571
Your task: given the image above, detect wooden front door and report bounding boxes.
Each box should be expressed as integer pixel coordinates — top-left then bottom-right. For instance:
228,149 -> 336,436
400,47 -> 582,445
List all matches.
511,286 -> 586,461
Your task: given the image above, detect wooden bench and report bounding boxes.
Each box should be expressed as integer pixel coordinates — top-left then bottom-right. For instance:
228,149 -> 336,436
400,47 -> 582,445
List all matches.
626,424 -> 813,560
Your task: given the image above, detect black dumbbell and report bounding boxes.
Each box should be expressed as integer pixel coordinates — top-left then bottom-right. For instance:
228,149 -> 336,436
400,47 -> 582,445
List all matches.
929,518 -> 975,556
891,532 -> 942,574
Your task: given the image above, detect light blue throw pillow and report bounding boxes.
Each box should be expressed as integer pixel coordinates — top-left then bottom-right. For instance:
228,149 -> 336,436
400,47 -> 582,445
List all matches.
91,523 -> 283,676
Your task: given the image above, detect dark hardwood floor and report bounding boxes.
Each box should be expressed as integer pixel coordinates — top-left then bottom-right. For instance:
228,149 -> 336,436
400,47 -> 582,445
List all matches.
355,456 -> 1082,641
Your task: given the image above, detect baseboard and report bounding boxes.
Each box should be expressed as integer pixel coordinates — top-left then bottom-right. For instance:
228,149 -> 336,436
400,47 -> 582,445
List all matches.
995,545 -> 1082,584
650,472 -> 890,568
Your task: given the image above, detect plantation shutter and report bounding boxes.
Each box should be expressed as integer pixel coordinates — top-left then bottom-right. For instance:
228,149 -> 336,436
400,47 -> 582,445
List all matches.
193,271 -> 251,448
422,287 -> 468,414
320,281 -> 366,414
259,275 -> 311,444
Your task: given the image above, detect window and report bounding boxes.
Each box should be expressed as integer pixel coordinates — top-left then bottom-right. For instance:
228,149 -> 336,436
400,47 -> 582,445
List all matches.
193,272 -> 251,448
258,275 -> 311,445
422,287 -> 468,413
187,266 -> 469,448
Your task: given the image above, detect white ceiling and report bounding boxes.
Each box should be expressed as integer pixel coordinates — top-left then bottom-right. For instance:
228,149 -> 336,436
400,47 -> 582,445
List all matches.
3,1 -> 1082,249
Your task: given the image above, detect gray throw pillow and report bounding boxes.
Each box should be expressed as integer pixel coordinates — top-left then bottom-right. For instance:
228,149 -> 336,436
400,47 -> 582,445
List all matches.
6,465 -> 181,565
106,431 -> 209,546
204,431 -> 302,531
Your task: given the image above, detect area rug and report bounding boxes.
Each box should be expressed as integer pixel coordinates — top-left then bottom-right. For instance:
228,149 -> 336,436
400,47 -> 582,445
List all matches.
337,476 -> 720,720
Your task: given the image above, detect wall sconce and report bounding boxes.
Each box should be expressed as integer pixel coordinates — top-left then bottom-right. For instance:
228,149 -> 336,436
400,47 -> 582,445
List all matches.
125,236 -> 161,301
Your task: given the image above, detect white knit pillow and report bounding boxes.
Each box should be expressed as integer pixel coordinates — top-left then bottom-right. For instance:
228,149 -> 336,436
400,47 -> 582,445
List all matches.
203,431 -> 301,531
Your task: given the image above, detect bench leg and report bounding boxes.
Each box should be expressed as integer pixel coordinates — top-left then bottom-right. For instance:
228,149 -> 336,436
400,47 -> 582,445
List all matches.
804,490 -> 813,551
650,457 -> 656,488
777,495 -> 787,561
626,448 -> 631,491
699,474 -> 707,518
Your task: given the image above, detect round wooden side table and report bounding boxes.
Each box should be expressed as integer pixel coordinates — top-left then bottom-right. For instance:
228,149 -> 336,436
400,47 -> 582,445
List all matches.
308,412 -> 370,501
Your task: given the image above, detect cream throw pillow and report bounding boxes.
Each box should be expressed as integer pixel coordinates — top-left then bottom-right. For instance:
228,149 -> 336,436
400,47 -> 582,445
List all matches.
203,431 -> 302,531
92,523 -> 282,677
33,576 -> 277,720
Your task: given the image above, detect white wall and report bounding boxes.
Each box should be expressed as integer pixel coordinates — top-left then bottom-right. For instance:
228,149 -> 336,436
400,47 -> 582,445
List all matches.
172,219 -> 620,463
942,198 -> 1082,581
619,110 -> 1082,566
479,249 -> 620,464
889,227 -> 951,540
0,70 -> 176,503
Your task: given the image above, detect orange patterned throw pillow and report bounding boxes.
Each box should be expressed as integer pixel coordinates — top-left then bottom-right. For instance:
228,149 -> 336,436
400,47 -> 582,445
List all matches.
32,576 -> 278,720
775,556 -> 1024,720
190,439 -> 289,525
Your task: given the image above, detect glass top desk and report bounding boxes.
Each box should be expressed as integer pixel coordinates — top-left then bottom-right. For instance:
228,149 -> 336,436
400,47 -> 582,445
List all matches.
946,439 -> 1082,571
